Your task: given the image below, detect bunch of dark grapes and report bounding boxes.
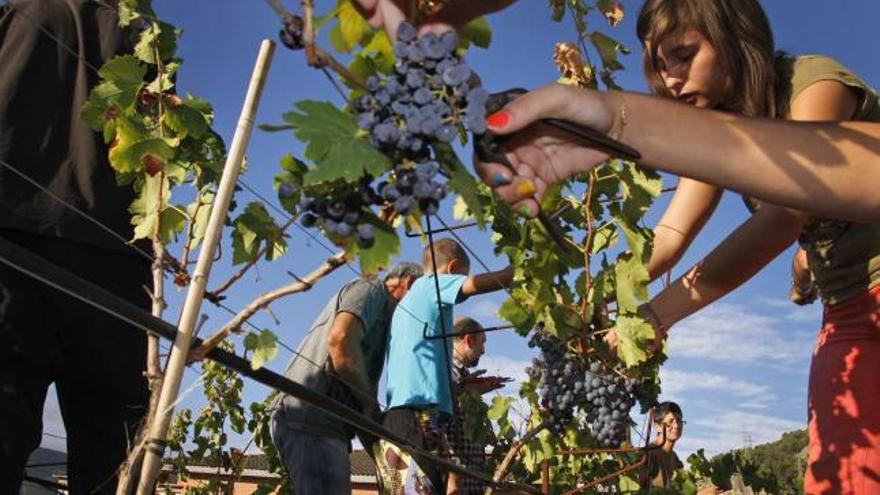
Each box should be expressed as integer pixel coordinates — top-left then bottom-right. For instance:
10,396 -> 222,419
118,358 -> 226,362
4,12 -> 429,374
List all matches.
279,14 -> 305,50
350,22 -> 488,218
527,332 -> 638,446
527,332 -> 588,434
582,361 -> 638,447
296,181 -> 381,249
377,159 -> 450,216
353,22 -> 489,154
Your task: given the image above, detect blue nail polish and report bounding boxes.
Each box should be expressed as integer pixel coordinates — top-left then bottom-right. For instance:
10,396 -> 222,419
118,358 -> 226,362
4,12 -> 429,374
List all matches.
494,172 -> 511,186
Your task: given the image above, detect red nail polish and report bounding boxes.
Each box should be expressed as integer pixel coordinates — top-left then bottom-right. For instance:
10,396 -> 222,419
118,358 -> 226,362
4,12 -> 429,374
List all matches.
486,111 -> 511,129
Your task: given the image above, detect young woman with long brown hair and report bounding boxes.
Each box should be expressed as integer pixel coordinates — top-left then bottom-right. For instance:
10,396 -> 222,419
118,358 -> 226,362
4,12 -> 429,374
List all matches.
475,1 -> 880,493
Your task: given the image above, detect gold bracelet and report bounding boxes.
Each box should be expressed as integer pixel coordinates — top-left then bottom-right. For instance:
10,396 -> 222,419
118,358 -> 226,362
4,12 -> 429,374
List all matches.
656,223 -> 687,237
608,92 -> 629,142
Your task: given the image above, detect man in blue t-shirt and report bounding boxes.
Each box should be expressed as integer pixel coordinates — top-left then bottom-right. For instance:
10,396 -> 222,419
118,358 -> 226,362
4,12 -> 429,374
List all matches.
376,239 -> 512,493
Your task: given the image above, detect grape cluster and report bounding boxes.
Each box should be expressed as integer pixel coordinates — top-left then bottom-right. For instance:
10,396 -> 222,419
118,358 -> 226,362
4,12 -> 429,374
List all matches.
527,332 -> 587,434
279,14 -> 305,50
582,361 -> 638,447
353,22 -> 488,155
296,181 -> 381,249
527,332 -> 638,447
377,159 -> 450,216
349,22 -> 488,218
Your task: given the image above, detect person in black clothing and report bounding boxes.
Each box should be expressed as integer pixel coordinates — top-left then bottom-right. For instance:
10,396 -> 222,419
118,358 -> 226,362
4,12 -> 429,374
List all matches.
0,0 -> 151,492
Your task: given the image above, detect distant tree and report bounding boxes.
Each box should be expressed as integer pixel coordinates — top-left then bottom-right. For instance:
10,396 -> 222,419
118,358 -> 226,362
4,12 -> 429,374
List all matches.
676,429 -> 808,495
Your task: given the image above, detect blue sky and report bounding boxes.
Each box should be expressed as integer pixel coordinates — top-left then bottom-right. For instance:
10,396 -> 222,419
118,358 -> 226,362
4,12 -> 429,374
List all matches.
34,0 -> 880,463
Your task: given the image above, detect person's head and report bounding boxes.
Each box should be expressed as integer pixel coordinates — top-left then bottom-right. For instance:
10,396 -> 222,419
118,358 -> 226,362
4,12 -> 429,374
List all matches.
453,316 -> 486,367
652,401 -> 684,444
422,238 -> 470,275
637,0 -> 780,117
383,262 -> 423,302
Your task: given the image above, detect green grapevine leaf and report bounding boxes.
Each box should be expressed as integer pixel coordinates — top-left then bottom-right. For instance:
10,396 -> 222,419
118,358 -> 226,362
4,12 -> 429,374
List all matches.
165,95 -> 212,139
360,31 -> 395,73
91,55 -> 147,112
330,0 -> 371,52
81,82 -> 125,142
110,136 -> 175,175
614,252 -> 649,314
231,202 -> 288,265
591,222 -> 619,254
346,213 -> 399,275
459,17 -> 492,49
186,194 -> 213,249
614,314 -> 655,367
433,142 -> 486,227
146,60 -> 179,93
244,329 -> 279,370
274,154 -> 309,215
129,175 -> 169,241
588,31 -> 627,72
619,161 -> 662,221
499,296 -> 534,332
134,21 -> 179,64
610,202 -> 651,263
159,206 -> 187,244
281,101 -> 390,185
618,474 -> 641,492
487,396 -> 512,422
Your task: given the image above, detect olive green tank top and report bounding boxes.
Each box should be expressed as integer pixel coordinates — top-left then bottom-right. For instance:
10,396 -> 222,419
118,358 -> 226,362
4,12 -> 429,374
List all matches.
745,55 -> 880,305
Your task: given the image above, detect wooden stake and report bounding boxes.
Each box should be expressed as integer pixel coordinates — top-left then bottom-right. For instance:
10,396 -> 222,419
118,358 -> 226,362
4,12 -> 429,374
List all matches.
135,39 -> 276,494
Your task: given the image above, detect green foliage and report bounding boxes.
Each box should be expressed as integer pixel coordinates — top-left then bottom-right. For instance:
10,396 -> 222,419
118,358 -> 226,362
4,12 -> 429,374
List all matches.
274,154 -> 309,215
459,17 -> 493,49
114,0 -> 678,492
345,212 -> 400,274
680,430 -> 809,495
230,202 -> 288,265
266,100 -> 392,185
243,329 -> 280,370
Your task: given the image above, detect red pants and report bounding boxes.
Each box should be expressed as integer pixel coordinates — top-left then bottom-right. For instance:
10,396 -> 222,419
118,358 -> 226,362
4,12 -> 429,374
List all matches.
805,285 -> 880,494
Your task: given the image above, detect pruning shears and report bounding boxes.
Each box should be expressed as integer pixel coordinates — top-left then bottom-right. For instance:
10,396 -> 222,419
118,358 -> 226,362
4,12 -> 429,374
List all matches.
473,88 -> 642,251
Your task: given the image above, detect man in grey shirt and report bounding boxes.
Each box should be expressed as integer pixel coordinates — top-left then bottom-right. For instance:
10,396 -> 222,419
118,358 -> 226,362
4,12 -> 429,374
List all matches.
271,262 -> 422,494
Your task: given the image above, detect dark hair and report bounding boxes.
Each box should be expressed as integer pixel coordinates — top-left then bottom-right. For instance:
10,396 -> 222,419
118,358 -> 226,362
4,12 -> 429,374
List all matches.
422,238 -> 470,271
652,401 -> 683,422
636,0 -> 784,118
453,316 -> 483,340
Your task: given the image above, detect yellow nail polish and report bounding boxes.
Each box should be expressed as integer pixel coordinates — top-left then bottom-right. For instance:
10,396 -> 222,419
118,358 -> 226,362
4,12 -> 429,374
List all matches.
515,180 -> 536,198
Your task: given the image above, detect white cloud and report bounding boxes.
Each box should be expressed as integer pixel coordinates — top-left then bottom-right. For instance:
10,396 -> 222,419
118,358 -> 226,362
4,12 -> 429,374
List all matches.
474,355 -> 534,427
477,354 -> 532,397
660,369 -> 775,406
457,298 -> 504,323
677,410 -> 804,458
668,302 -> 815,367
784,306 -> 823,323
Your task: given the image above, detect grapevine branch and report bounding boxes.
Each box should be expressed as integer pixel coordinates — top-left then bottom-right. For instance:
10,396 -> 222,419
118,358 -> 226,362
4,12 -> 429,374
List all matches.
580,171 -> 597,320
179,200 -> 203,267
207,215 -> 298,299
117,30 -> 170,495
492,420 -> 549,484
189,251 -> 348,362
268,0 -> 367,91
